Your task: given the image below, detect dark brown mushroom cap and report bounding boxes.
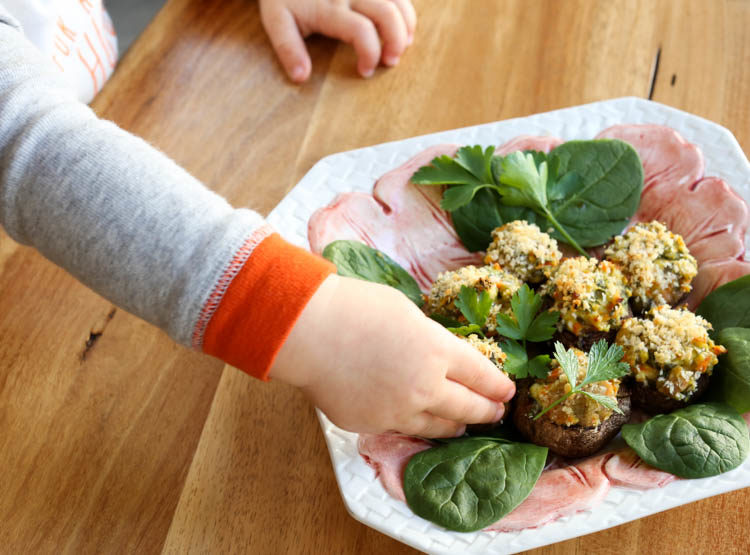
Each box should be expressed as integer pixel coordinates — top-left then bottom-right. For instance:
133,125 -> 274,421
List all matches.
513,379 -> 632,458
630,372 -> 711,414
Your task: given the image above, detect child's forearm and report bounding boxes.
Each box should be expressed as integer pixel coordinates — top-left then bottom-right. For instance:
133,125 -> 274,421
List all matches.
0,11 -> 333,377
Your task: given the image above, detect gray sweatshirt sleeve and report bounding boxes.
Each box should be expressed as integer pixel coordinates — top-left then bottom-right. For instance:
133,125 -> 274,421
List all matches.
0,10 -> 269,347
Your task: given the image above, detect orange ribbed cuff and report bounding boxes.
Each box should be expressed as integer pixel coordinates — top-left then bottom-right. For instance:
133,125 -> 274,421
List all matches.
203,233 -> 336,380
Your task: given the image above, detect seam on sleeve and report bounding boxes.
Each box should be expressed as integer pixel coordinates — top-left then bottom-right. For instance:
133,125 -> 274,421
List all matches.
190,223 -> 274,350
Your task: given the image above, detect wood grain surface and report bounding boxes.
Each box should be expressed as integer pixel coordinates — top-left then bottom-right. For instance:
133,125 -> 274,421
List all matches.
1,0 -> 749,553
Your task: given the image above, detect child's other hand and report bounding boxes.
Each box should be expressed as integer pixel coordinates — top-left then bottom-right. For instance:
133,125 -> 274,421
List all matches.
259,0 -> 417,82
270,275 -> 515,438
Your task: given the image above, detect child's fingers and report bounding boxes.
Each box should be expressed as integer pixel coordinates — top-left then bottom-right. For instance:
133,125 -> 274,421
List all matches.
316,7 -> 381,77
430,381 -> 505,425
387,0 -> 417,43
446,349 -> 516,403
404,412 -> 466,439
259,4 -> 311,82
350,0 -> 408,66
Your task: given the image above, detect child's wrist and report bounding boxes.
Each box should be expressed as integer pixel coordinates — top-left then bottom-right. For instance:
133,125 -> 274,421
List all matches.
268,273 -> 341,387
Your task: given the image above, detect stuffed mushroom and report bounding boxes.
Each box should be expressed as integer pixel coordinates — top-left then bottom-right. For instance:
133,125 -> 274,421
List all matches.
615,306 -> 726,413
513,348 -> 631,458
605,221 -> 697,314
459,333 -> 508,374
483,220 -> 562,284
425,265 -> 522,331
460,334 -> 512,431
541,257 -> 631,350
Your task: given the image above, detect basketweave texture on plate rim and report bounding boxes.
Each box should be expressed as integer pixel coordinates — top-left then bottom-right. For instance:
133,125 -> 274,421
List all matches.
266,97 -> 750,555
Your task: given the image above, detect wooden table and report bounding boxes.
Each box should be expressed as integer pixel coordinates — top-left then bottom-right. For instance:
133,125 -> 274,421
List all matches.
2,0 -> 749,552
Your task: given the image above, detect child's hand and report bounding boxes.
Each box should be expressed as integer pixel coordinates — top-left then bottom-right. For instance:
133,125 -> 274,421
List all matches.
270,275 -> 515,438
259,0 -> 417,82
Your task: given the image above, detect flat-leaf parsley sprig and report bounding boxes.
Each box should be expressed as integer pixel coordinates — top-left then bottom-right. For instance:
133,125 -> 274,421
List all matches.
495,284 -> 559,379
412,146 -> 497,212
429,285 -> 494,337
494,284 -> 559,344
534,340 -> 630,420
496,152 -> 588,256
412,146 -> 589,256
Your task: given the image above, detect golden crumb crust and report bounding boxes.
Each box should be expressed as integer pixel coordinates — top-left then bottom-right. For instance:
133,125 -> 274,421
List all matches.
459,334 -> 508,373
605,221 -> 697,309
542,257 -> 631,335
425,265 -> 522,329
484,220 -> 562,283
615,306 -> 726,401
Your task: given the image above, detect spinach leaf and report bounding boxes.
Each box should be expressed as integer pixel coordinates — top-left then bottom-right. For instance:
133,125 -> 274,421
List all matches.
545,139 -> 644,247
696,275 -> 750,335
439,140 -> 643,251
403,438 -> 547,532
621,403 -> 750,479
711,328 -> 750,413
437,421 -> 523,444
450,189 -> 539,252
322,240 -> 423,307
450,189 -> 503,252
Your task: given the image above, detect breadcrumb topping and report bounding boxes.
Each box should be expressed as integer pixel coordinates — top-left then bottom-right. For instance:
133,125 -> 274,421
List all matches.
615,306 -> 726,400
484,220 -> 562,283
542,257 -> 631,334
460,334 -> 507,372
605,221 -> 697,309
529,348 -> 620,427
425,265 -> 522,327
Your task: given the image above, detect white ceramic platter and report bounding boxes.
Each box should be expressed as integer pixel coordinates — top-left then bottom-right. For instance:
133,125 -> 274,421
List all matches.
266,97 -> 750,554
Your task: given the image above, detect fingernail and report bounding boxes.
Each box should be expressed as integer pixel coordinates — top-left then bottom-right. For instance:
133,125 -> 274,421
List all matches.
453,426 -> 466,438
291,65 -> 306,82
493,404 -> 505,423
407,34 -> 414,46
383,55 -> 400,67
360,67 -> 375,78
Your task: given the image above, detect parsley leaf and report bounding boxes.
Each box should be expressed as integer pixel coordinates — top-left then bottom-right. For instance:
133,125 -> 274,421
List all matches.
582,340 -> 630,385
455,286 -> 494,328
534,340 -> 629,420
527,354 -> 553,379
411,154 -> 483,186
492,151 -> 588,256
494,284 -> 559,344
494,312 -> 523,340
525,311 -> 560,342
500,339 -> 551,379
411,146 -> 501,212
447,324 -> 483,337
510,284 -> 541,333
579,391 -> 622,413
496,151 -> 549,209
455,145 -> 495,184
553,341 -> 580,390
430,314 -> 482,338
